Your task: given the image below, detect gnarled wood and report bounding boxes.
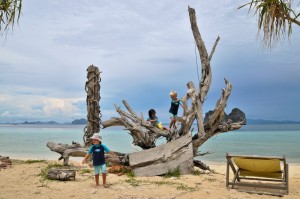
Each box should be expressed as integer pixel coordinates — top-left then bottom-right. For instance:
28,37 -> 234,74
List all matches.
46,141 -> 129,166
103,100 -> 170,149
47,142 -> 88,166
83,65 -> 101,146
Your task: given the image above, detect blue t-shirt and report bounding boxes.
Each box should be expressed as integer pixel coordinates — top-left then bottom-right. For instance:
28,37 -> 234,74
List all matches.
88,144 -> 110,166
169,100 -> 182,115
88,144 -> 110,154
147,116 -> 160,125
171,100 -> 183,106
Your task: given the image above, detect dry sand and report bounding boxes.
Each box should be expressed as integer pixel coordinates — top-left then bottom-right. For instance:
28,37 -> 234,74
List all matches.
0,160 -> 299,199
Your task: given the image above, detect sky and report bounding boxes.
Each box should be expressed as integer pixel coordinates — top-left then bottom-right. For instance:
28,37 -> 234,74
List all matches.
0,0 -> 300,123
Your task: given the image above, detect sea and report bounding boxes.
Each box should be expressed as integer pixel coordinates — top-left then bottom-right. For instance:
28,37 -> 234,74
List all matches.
0,124 -> 299,164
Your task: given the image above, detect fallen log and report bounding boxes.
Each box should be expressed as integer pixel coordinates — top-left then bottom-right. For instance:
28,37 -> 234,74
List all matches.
47,169 -> 76,181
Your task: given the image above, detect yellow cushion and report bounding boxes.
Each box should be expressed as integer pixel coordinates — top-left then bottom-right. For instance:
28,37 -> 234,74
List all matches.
239,170 -> 282,179
233,157 -> 281,173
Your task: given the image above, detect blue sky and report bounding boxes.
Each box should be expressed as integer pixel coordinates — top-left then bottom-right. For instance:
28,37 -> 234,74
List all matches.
0,0 -> 300,123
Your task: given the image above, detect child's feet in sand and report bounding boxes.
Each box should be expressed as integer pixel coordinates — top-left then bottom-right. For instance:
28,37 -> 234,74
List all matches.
92,184 -> 99,188
103,184 -> 109,188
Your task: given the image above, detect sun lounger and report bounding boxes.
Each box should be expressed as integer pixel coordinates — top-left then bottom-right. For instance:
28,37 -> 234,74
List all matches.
226,153 -> 288,196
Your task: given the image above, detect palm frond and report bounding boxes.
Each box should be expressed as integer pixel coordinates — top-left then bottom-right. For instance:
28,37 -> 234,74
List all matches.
0,0 -> 22,33
238,0 -> 300,49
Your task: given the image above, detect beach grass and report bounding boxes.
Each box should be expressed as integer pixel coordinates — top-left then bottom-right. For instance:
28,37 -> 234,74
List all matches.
163,166 -> 181,178
124,178 -> 198,192
22,159 -> 46,164
126,170 -> 135,178
79,168 -> 92,174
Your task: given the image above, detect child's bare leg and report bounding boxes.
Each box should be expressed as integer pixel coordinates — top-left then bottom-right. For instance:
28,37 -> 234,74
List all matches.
169,118 -> 176,129
95,174 -> 100,186
102,173 -> 108,188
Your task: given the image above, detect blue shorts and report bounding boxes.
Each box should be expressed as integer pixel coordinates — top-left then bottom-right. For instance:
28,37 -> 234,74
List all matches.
94,164 -> 106,175
169,113 -> 177,119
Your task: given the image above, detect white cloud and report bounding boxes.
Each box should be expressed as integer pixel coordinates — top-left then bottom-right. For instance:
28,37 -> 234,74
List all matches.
43,98 -> 80,117
1,111 -> 11,117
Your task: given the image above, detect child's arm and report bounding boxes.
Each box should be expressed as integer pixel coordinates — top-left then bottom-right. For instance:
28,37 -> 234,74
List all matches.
82,153 -> 91,164
180,102 -> 184,108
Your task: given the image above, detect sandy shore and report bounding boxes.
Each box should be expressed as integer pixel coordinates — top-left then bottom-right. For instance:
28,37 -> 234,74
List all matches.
0,160 -> 299,199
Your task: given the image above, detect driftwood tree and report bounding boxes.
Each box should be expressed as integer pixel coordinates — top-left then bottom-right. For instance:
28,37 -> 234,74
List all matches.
102,7 -> 246,175
47,7 -> 246,176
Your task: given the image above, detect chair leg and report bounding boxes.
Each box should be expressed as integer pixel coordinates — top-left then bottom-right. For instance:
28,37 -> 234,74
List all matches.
232,168 -> 240,189
286,163 -> 289,194
226,159 -> 229,187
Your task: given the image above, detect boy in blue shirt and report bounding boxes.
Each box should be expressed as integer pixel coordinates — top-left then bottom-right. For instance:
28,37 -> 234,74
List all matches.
169,90 -> 183,129
82,133 -> 116,188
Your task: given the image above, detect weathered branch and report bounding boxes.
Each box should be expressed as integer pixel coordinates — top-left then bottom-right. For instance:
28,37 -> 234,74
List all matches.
193,160 -> 210,171
188,6 -> 212,104
103,100 -> 170,149
209,36 -> 220,61
192,79 -> 234,153
47,142 -> 88,166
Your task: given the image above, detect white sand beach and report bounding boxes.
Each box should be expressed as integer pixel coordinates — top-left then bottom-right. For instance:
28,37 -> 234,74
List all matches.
0,160 -> 299,199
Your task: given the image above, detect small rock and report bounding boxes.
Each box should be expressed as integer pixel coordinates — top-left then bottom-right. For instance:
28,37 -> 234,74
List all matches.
90,189 -> 97,194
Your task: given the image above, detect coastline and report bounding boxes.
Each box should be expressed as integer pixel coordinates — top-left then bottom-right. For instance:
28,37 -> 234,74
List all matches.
0,159 -> 299,199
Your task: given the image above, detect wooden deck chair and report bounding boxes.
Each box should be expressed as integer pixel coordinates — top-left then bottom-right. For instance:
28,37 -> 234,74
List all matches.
226,153 -> 289,196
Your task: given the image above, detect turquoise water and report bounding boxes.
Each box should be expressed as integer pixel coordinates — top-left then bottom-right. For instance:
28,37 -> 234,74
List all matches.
0,124 -> 299,163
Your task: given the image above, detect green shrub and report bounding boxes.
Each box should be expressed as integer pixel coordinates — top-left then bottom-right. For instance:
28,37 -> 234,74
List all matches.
164,167 -> 181,178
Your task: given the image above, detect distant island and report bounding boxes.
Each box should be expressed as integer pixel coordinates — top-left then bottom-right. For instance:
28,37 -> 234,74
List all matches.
2,118 -> 300,125
247,119 -> 300,125
19,118 -> 87,125
71,118 -> 87,125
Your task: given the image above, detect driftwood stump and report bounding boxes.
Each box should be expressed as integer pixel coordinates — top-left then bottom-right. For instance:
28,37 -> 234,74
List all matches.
0,156 -> 12,169
83,65 -> 101,146
47,169 -> 76,181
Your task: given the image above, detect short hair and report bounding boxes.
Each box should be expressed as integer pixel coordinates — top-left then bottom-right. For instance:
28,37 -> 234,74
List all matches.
148,109 -> 156,118
170,90 -> 177,96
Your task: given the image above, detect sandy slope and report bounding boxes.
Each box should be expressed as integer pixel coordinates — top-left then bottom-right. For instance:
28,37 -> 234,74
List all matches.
0,160 -> 299,199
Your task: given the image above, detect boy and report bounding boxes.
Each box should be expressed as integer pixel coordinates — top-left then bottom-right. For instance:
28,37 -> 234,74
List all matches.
82,133 -> 116,188
169,90 -> 183,129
